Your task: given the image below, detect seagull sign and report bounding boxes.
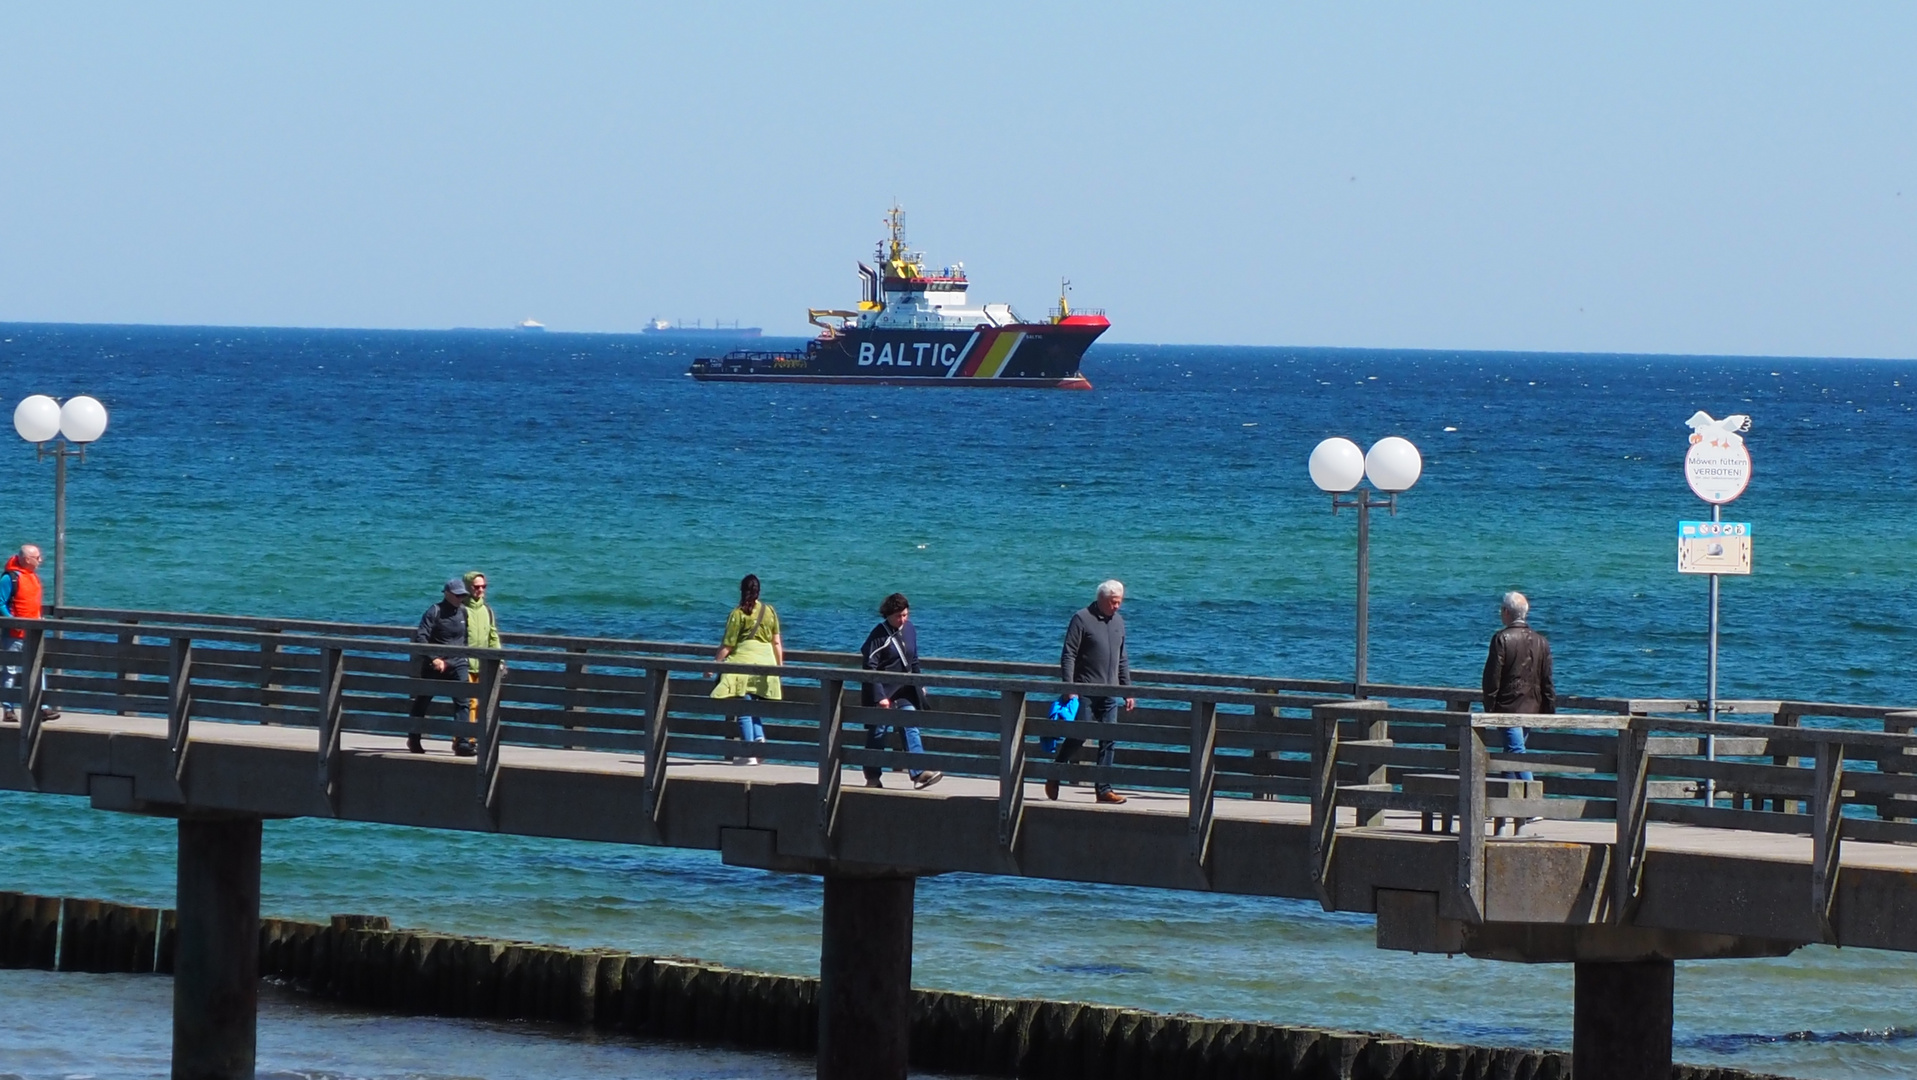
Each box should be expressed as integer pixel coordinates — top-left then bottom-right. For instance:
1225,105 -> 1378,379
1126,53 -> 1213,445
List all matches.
1686,411 -> 1752,446
1684,411 -> 1753,504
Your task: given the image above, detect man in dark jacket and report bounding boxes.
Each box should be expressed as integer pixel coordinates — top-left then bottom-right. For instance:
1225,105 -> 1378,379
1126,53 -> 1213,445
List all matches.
1482,591 -> 1554,781
408,578 -> 472,755
859,593 -> 941,790
1048,580 -> 1136,804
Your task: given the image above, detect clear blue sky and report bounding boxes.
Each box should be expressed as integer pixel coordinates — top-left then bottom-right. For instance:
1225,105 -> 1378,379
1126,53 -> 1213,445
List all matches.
1,3 -> 1912,354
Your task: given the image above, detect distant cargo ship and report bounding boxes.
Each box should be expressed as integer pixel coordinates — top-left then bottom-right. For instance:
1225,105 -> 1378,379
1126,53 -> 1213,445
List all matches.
688,206 -> 1106,389
516,319 -> 547,332
643,319 -> 762,339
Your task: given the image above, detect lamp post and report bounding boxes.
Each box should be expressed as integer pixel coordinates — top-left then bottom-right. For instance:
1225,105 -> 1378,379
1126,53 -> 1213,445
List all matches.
13,395 -> 109,610
1310,436 -> 1423,695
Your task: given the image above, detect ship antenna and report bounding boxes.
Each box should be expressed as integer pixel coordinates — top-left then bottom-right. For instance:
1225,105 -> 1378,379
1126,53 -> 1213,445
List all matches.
886,203 -> 907,264
1057,277 -> 1072,321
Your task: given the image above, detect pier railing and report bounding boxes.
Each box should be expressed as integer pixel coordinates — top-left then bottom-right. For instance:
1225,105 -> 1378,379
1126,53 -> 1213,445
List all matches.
14,608 -> 1917,932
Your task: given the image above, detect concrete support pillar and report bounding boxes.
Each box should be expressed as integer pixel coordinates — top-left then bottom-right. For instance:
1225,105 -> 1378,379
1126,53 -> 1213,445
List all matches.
1573,958 -> 1673,1080
173,815 -> 263,1080
818,874 -> 915,1080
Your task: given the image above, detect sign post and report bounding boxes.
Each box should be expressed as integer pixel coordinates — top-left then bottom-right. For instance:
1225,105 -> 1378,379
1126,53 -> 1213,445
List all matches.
1682,412 -> 1753,805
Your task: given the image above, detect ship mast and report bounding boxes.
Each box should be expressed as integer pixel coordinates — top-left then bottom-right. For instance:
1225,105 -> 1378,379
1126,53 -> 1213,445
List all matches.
882,204 -> 922,280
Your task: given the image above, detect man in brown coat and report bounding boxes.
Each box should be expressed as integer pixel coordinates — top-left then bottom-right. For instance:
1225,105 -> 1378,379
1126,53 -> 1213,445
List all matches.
1482,591 -> 1554,780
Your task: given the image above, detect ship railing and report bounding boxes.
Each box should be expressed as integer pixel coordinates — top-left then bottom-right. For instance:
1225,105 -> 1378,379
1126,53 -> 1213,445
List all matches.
705,350 -> 805,363
1050,307 -> 1107,320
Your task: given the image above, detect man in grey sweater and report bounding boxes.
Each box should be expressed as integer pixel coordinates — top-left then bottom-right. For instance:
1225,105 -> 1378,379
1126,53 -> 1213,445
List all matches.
1047,580 -> 1137,804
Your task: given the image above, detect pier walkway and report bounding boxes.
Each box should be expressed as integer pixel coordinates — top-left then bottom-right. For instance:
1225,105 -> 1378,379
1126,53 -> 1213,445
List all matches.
6,607 -> 1917,1080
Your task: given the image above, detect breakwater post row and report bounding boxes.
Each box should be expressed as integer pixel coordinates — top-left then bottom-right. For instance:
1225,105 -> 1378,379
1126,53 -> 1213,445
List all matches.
0,890 -> 1798,1080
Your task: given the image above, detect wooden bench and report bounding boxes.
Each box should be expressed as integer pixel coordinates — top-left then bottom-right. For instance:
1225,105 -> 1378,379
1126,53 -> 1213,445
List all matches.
1402,773 -> 1547,836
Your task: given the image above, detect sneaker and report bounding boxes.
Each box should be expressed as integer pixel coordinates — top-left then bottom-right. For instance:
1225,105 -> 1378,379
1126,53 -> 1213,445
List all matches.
745,757 -> 761,766
453,740 -> 476,758
406,734 -> 425,755
1095,791 -> 1128,805
865,778 -> 884,789
912,771 -> 944,790
39,705 -> 59,721
1044,778 -> 1060,801
1,708 -> 16,724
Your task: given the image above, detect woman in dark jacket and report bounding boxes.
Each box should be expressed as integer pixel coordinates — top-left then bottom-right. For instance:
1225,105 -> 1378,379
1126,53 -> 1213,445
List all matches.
860,593 -> 942,790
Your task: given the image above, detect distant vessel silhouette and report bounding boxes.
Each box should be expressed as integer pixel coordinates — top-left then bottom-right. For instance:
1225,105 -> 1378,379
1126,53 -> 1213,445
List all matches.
516,319 -> 547,332
642,318 -> 762,339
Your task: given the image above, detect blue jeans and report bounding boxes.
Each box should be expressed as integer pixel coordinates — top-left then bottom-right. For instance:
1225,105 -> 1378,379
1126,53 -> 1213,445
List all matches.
1501,725 -> 1533,782
738,693 -> 765,743
1055,695 -> 1120,796
2,636 -> 27,706
865,702 -> 924,782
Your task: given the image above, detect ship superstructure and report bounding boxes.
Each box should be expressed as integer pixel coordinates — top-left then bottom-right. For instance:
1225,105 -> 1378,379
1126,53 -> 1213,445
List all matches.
689,206 -> 1107,388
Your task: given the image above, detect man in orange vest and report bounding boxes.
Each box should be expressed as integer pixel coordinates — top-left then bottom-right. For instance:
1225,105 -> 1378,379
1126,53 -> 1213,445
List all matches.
1,544 -> 57,725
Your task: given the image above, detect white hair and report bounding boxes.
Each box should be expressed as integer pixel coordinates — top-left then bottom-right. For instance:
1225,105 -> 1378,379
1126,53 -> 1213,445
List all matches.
1500,591 -> 1529,619
1096,579 -> 1125,600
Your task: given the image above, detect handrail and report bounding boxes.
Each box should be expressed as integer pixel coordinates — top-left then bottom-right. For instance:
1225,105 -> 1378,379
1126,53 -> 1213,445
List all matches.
18,609 -> 1917,943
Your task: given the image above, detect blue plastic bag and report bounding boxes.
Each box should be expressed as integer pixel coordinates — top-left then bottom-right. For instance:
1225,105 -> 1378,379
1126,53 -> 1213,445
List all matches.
1040,695 -> 1079,755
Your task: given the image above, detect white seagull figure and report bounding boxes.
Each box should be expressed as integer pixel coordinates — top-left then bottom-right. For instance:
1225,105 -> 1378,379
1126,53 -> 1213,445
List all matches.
1685,411 -> 1751,446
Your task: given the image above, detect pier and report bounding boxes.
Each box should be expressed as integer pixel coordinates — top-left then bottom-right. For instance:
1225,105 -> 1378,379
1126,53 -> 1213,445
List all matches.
7,607 -> 1917,1080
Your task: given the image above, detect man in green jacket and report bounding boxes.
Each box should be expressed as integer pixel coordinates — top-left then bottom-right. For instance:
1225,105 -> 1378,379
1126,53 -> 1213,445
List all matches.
460,570 -> 503,753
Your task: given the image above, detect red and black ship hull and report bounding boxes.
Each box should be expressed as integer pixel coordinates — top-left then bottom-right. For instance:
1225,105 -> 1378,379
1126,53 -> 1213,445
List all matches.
689,318 -> 1107,389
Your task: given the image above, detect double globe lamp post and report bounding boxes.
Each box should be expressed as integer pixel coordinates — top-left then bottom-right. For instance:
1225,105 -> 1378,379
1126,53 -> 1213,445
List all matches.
1309,436 -> 1422,695
12,394 -> 109,610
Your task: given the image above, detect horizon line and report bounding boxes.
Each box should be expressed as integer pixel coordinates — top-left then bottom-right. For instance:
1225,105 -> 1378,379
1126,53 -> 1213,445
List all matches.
0,318 -> 1909,365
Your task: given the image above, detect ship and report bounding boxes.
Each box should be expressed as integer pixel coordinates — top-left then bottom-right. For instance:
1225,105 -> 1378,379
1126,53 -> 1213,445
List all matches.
516,318 -> 547,332
688,206 -> 1107,389
643,318 -> 763,339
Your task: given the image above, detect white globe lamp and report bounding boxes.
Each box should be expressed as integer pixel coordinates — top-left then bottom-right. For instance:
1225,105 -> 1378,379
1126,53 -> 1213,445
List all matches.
58,396 -> 109,443
1309,437 -> 1366,493
13,396 -> 60,444
1364,437 -> 1422,493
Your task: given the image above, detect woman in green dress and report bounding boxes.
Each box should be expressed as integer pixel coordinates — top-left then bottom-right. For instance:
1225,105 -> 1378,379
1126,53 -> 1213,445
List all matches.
711,574 -> 783,764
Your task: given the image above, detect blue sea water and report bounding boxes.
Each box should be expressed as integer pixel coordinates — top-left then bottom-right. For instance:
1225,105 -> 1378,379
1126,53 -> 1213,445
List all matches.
2,323 -> 1915,1079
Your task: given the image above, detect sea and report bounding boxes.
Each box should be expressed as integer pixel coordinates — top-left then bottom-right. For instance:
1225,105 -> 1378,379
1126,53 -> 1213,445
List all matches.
1,323 -> 1914,1079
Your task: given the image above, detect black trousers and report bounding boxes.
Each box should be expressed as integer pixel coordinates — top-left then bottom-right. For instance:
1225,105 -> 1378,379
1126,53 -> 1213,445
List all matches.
409,662 -> 468,731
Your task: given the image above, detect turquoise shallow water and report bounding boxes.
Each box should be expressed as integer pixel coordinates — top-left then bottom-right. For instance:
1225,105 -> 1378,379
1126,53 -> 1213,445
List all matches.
2,324 -> 1916,1078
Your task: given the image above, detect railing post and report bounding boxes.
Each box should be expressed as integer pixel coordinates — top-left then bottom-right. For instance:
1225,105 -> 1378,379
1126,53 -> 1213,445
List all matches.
817,678 -> 846,841
1877,710 -> 1917,823
1308,703 -> 1342,910
642,667 -> 671,824
314,647 -> 346,814
1359,708 -> 1389,827
473,657 -> 508,816
1457,719 -> 1488,923
168,637 -> 194,783
561,645 -> 588,749
258,629 -> 283,724
564,646 -> 589,713
1812,739 -> 1844,942
1189,699 -> 1218,868
118,619 -> 139,716
997,690 -> 1027,852
1612,718 -> 1650,923
1771,704 -> 1804,813
17,626 -> 48,779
